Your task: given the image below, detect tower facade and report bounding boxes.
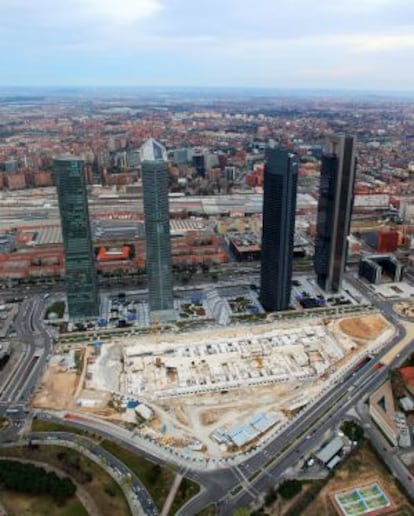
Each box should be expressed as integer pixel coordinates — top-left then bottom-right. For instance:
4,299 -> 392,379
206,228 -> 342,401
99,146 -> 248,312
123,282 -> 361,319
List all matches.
141,139 -> 175,321
192,148 -> 206,177
260,148 -> 298,312
314,135 -> 356,292
54,157 -> 99,320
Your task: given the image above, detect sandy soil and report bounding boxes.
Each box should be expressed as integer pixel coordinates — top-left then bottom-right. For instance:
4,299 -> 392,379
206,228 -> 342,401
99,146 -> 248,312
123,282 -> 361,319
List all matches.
338,314 -> 390,341
394,301 -> 414,320
32,367 -> 79,410
35,314 -> 396,456
301,443 -> 410,516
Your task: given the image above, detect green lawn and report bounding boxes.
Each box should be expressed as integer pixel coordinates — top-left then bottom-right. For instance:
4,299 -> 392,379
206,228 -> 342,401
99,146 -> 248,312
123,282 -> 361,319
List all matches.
60,501 -> 89,516
169,476 -> 201,514
31,418 -> 99,441
0,445 -> 130,516
100,440 -> 175,509
196,504 -> 217,516
0,492 -> 88,516
100,440 -> 200,511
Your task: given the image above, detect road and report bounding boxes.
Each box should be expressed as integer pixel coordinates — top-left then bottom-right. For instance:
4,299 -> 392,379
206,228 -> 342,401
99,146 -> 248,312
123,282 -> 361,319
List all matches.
1,277 -> 414,515
180,319 -> 414,514
0,295 -> 53,418
30,431 -> 158,515
30,321 -> 412,515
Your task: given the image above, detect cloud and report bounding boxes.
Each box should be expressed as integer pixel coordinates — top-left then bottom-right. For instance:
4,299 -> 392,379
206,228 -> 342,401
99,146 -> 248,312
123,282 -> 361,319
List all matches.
0,0 -> 413,88
79,0 -> 163,23
351,34 -> 414,52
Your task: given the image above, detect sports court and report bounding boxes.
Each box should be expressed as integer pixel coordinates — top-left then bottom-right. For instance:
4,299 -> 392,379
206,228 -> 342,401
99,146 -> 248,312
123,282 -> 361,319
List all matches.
334,483 -> 391,515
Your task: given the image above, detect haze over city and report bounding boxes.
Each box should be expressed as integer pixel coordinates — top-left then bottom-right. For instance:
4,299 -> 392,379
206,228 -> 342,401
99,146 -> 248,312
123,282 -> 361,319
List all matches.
1,1 -> 414,515
1,0 -> 414,90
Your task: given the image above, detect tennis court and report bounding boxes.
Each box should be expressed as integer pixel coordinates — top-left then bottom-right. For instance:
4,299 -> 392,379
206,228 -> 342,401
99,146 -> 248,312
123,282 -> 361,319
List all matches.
335,482 -> 391,515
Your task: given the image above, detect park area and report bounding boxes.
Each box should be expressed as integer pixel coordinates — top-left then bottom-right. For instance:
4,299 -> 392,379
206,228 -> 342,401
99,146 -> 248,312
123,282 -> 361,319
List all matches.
0,444 -> 130,516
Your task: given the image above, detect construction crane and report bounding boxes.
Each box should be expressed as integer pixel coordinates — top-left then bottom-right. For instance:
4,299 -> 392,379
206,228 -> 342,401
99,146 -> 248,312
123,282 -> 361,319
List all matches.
151,314 -> 161,345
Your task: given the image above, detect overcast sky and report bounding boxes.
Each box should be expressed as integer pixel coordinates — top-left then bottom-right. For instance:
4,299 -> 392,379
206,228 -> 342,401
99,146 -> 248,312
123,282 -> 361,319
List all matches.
1,0 -> 413,90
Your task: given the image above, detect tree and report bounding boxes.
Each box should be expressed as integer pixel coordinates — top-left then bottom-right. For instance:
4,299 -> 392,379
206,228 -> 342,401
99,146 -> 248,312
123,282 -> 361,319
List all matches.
278,479 -> 302,500
390,369 -> 406,399
341,420 -> 364,442
264,486 -> 278,506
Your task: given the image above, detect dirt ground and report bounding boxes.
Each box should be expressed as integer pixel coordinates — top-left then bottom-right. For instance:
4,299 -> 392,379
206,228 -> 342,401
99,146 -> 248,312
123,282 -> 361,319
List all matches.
338,314 -> 390,341
0,445 -> 130,516
300,443 -> 412,516
0,492 -> 87,516
32,367 -> 79,410
395,302 -> 414,320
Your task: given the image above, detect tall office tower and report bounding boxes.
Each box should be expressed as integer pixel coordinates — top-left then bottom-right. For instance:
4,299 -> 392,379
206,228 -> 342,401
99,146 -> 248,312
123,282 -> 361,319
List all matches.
314,135 -> 356,292
192,148 -> 206,177
260,147 -> 298,312
141,139 -> 175,322
54,157 -> 99,320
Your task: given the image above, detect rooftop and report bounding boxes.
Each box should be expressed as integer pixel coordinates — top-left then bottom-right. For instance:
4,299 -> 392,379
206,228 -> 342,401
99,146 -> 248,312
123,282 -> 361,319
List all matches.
140,138 -> 167,162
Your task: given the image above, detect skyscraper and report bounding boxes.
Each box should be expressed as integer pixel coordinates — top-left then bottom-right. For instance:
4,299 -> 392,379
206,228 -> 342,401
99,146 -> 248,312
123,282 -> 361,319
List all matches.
192,148 -> 206,177
54,157 -> 99,320
314,135 -> 356,292
141,139 -> 175,322
260,147 -> 298,312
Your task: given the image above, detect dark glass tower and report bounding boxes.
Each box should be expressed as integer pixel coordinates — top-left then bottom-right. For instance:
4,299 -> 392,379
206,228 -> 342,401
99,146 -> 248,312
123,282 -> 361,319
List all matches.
314,135 -> 356,292
192,149 -> 206,177
54,157 -> 99,320
141,139 -> 175,322
260,148 -> 298,312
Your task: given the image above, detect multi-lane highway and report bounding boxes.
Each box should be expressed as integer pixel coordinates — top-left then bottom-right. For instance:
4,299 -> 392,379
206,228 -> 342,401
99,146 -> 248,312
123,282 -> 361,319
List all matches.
1,282 -> 414,515
0,295 -> 53,425
179,321 -> 414,514
27,316 -> 412,515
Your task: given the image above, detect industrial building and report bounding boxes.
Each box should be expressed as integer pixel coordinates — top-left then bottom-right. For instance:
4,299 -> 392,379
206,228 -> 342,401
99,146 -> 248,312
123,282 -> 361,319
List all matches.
314,135 -> 357,292
54,157 -> 100,320
260,147 -> 298,312
364,229 -> 399,253
315,436 -> 345,468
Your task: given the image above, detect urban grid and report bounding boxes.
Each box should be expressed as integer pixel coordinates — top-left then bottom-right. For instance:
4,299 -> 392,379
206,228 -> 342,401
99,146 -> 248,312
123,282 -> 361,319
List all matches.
1,2 -> 414,516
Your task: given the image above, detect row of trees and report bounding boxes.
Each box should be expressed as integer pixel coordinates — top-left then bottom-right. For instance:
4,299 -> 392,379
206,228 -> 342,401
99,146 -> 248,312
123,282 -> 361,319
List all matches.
0,460 -> 76,505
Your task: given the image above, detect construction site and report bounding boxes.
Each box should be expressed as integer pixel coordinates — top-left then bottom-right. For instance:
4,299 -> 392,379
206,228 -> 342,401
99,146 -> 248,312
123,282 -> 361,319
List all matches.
33,313 -> 394,457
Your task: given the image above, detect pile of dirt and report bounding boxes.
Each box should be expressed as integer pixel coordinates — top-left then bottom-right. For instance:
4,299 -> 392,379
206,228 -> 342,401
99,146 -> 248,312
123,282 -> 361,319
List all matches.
338,314 -> 389,341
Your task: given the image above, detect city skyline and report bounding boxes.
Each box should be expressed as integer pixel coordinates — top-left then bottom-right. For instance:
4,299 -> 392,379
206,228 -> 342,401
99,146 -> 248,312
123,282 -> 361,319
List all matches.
0,0 -> 414,90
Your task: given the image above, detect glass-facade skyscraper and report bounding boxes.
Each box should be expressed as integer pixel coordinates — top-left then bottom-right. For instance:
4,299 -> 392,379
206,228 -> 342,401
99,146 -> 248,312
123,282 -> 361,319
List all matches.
314,135 -> 356,292
260,148 -> 298,312
54,157 -> 99,320
141,139 -> 175,322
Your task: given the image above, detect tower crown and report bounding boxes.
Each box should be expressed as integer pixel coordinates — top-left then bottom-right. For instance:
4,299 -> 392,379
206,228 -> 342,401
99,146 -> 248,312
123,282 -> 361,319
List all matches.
140,138 -> 167,162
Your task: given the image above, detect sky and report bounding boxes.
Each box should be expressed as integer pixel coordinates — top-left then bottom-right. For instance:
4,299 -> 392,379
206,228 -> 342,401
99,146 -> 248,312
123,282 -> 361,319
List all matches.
0,0 -> 413,90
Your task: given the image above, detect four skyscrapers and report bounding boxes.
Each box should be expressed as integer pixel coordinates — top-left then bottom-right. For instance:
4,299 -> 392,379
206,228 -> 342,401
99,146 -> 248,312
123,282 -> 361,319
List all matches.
54,135 -> 356,321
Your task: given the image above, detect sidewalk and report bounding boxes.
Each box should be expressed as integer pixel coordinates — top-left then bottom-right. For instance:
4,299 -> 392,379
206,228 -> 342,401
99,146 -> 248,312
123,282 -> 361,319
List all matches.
160,472 -> 183,516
